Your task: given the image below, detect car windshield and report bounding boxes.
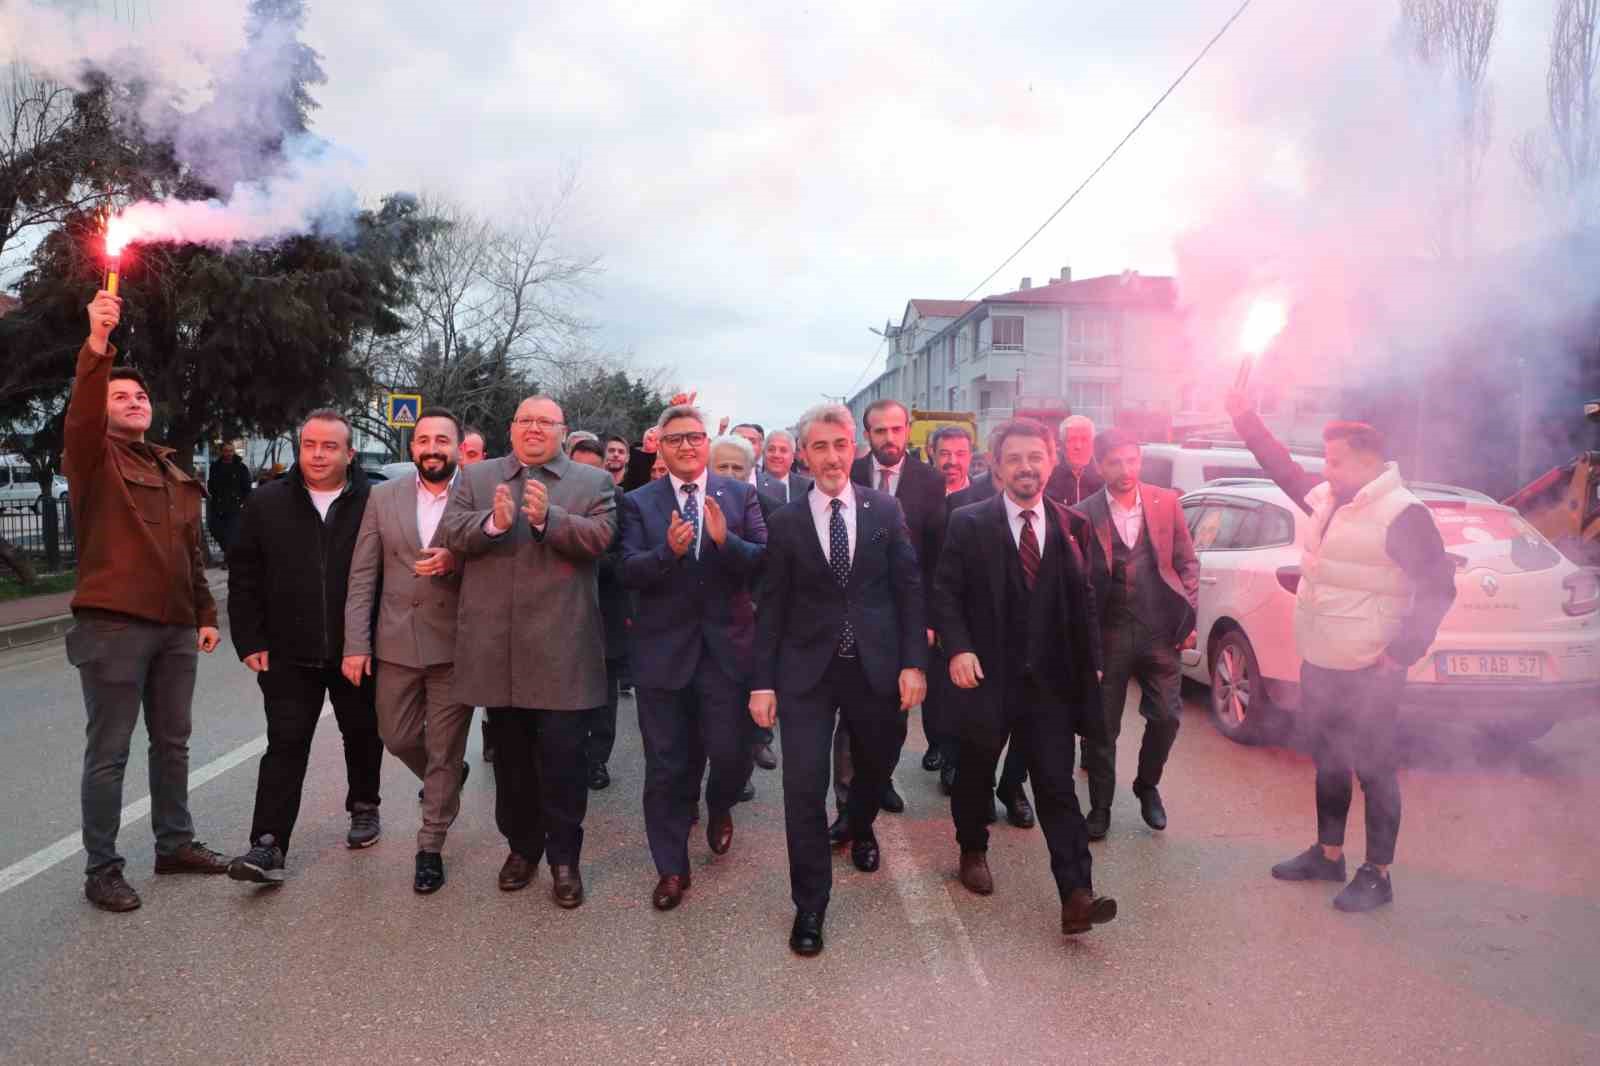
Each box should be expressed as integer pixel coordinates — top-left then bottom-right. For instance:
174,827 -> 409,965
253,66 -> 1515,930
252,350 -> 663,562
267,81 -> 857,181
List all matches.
1427,504 -> 1563,573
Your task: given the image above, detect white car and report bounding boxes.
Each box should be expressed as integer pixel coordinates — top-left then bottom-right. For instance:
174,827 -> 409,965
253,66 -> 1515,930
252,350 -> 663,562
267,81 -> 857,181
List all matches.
0,457 -> 69,515
1142,440 -> 1325,496
1178,479 -> 1600,746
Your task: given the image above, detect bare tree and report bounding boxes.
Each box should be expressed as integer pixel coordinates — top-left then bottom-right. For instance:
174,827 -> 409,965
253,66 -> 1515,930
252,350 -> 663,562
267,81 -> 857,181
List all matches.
0,62 -> 104,285
1517,0 -> 1600,225
1399,0 -> 1499,259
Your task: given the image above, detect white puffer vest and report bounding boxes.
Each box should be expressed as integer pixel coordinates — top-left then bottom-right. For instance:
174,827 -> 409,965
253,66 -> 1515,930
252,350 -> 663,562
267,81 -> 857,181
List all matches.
1294,463 -> 1424,671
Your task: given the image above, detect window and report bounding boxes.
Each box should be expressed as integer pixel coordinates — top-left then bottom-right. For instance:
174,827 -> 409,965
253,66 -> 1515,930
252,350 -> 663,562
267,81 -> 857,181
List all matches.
947,336 -> 956,371
948,386 -> 959,409
992,316 -> 1024,350
979,390 -> 992,411
1201,464 -> 1266,483
1142,455 -> 1174,488
1190,503 -> 1249,550
1068,315 -> 1083,344
1069,381 -> 1116,411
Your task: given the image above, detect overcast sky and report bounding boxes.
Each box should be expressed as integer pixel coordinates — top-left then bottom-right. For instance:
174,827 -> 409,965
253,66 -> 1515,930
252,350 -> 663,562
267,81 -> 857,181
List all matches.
27,0 -> 1569,430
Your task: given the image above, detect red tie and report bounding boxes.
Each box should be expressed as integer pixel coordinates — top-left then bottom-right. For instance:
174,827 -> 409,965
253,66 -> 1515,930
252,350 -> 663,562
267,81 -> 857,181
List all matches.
878,467 -> 892,493
1019,509 -> 1040,590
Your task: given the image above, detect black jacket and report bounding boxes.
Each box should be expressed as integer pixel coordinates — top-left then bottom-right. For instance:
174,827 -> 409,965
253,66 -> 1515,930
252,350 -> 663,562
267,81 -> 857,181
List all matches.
228,465 -> 372,664
207,456 -> 253,516
851,452 -> 947,591
946,472 -> 997,513
1044,461 -> 1104,506
597,483 -> 630,661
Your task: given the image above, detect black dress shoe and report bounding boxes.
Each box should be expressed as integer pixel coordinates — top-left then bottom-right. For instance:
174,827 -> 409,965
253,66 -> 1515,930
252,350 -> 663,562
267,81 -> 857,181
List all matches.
1134,784 -> 1167,831
850,837 -> 881,873
652,873 -> 690,911
588,762 -> 610,790
414,850 -> 445,894
827,812 -> 851,847
1001,789 -> 1036,829
551,864 -> 584,908
921,749 -> 944,772
1085,807 -> 1111,841
753,743 -> 778,771
707,810 -> 734,855
880,782 -> 905,814
498,852 -> 535,892
939,763 -> 957,796
790,910 -> 825,956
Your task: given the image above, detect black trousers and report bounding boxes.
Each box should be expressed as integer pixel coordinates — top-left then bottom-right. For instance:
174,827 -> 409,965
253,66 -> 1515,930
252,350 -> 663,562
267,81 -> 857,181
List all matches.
489,707 -> 591,867
636,652 -> 753,876
584,657 -> 624,767
1302,662 -> 1403,865
1083,617 -> 1182,811
780,655 -> 907,912
250,661 -> 381,854
952,678 -> 1092,900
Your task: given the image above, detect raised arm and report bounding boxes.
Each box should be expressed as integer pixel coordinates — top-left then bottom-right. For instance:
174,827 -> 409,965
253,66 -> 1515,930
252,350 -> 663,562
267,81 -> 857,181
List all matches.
1225,390 -> 1323,513
62,294 -> 121,485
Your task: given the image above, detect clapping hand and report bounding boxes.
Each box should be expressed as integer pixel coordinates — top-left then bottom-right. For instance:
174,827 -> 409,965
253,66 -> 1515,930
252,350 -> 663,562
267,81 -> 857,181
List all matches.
702,495 -> 727,546
523,477 -> 549,528
492,483 -> 516,530
666,511 -> 695,557
641,426 -> 661,454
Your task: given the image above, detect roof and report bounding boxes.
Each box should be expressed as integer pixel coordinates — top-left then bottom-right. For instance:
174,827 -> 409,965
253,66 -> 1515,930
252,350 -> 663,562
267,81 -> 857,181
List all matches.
908,299 -> 979,319
984,273 -> 1177,308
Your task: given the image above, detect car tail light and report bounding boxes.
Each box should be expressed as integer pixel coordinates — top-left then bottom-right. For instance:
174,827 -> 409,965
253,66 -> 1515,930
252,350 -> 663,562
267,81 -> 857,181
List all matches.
1564,569 -> 1600,617
1276,565 -> 1301,594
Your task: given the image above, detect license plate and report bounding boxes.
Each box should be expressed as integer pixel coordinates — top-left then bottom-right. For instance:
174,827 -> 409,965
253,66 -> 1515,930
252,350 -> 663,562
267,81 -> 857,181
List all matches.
1437,652 -> 1543,680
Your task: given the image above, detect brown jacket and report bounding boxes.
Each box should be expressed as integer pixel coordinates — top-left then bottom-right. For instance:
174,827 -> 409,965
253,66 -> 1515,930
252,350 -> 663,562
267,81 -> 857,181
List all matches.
63,342 -> 216,628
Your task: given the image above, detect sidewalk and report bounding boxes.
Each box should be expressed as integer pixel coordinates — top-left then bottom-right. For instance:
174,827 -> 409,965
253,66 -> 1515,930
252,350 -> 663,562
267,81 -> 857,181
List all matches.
0,568 -> 228,650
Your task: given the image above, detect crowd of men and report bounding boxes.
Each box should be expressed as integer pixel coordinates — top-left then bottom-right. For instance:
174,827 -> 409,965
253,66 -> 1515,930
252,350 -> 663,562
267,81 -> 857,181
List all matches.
63,288 -> 1453,954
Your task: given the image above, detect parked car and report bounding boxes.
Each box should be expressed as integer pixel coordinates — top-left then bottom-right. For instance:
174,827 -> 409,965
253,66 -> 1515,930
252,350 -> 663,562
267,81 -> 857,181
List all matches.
1178,479 -> 1600,747
0,457 -> 70,515
1142,439 -> 1325,496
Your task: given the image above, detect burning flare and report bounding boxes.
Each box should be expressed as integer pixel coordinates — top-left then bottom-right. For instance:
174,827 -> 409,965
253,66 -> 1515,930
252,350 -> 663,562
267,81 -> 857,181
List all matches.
1234,298 -> 1288,390
100,211 -> 139,296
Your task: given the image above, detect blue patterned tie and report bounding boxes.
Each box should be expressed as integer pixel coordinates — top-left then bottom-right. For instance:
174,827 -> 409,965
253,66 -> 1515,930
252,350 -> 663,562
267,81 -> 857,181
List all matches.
681,482 -> 700,560
830,498 -> 855,655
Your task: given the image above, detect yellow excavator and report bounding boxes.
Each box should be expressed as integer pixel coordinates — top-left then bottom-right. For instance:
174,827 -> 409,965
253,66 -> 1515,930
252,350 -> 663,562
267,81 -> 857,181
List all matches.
1503,400 -> 1600,566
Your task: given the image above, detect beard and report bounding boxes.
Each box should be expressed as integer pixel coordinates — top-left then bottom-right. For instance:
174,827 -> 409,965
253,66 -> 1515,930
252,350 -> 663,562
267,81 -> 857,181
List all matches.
417,455 -> 457,484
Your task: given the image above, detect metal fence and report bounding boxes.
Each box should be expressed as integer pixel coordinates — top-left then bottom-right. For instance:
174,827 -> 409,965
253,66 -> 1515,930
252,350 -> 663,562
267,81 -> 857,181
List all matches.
0,499 -> 224,569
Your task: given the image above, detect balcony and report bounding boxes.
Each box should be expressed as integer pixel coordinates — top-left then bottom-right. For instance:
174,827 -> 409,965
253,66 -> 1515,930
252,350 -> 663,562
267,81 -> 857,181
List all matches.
968,346 -> 1025,382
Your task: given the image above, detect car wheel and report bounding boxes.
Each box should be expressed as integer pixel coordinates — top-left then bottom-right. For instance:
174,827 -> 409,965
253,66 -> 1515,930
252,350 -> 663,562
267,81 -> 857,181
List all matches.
1210,629 -> 1272,744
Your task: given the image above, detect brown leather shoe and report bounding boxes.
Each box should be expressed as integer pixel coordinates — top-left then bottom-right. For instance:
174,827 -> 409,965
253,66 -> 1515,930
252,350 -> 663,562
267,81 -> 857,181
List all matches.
85,868 -> 141,912
652,873 -> 690,911
551,864 -> 584,908
1061,887 -> 1118,934
958,850 -> 994,896
707,810 -> 734,856
154,840 -> 230,875
498,852 -> 536,892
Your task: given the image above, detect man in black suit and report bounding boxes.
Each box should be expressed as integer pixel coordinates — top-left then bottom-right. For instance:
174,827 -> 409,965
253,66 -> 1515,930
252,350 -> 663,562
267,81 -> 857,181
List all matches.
751,402 -> 927,957
826,399 -> 944,827
568,439 -> 629,792
934,418 -> 1117,939
620,406 -> 767,912
1073,428 -> 1200,840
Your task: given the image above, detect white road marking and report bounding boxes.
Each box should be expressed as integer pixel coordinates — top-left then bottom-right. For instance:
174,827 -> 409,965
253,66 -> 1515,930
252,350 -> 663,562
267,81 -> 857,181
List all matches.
0,705 -> 329,896
875,808 -> 991,992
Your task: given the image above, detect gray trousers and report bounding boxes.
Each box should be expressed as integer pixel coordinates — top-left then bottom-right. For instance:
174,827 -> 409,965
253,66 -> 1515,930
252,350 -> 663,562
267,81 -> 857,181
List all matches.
375,660 -> 473,852
67,612 -> 198,873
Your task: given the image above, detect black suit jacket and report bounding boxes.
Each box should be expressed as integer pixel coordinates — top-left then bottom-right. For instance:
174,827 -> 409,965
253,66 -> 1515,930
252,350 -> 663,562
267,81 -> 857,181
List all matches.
754,486 -> 927,698
851,453 -> 946,592
945,472 -> 996,513
596,483 -> 629,660
932,493 -> 1104,742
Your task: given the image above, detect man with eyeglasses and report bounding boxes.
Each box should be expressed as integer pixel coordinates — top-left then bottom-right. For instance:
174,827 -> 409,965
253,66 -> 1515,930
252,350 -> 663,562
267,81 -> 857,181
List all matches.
620,405 -> 767,912
440,395 -> 617,908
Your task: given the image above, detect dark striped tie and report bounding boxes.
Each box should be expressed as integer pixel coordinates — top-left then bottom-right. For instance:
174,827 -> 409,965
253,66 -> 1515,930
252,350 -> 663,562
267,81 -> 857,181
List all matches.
1019,509 -> 1040,590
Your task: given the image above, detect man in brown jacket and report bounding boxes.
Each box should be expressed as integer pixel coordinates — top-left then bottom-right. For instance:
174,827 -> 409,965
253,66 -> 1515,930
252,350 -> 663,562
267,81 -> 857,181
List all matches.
64,291 -> 230,913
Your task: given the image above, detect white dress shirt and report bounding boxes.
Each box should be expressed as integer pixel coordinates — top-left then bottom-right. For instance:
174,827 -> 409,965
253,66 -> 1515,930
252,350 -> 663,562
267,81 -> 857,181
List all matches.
670,469 -> 709,559
873,456 -> 905,496
1002,493 -> 1047,559
810,481 -> 857,566
416,471 -> 454,548
1108,487 -> 1144,548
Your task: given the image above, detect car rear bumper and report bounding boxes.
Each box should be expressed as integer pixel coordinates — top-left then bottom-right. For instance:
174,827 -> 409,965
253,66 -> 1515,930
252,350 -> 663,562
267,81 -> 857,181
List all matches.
1260,677 -> 1600,719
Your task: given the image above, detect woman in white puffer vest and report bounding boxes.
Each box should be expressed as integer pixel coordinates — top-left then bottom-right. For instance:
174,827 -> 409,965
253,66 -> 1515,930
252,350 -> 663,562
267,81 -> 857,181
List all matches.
1226,392 -> 1457,914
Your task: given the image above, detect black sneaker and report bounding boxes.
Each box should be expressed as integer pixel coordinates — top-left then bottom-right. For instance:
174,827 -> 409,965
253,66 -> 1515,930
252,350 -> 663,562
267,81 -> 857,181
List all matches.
1271,845 -> 1347,883
1333,863 -> 1394,912
228,836 -> 286,885
347,805 -> 381,849
84,867 -> 142,912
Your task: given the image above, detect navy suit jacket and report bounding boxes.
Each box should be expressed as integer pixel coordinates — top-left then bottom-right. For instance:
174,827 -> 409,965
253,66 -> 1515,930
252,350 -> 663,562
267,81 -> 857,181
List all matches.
753,485 -> 927,698
620,473 -> 767,690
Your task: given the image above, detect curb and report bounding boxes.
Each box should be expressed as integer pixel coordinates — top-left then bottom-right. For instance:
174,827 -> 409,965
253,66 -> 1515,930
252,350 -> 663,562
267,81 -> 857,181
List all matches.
0,581 -> 230,652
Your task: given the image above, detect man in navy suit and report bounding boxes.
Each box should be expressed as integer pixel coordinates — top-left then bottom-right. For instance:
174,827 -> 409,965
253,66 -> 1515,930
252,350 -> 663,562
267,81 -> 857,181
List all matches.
751,403 -> 927,957
621,404 -> 767,912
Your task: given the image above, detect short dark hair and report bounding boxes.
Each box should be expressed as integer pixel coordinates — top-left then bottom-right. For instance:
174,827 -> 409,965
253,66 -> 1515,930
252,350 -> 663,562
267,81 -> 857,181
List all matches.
108,366 -> 148,392
300,407 -> 353,447
989,418 -> 1055,461
570,438 -> 605,461
732,422 -> 765,437
415,406 -> 461,440
462,425 -> 486,443
930,424 -> 974,452
862,399 -> 910,431
604,434 -> 628,449
1093,427 -> 1140,462
1323,420 -> 1386,456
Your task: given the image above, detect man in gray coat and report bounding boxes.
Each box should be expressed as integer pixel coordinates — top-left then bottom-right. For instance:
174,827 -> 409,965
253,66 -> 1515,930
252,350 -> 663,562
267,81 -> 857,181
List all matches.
343,408 -> 471,895
441,394 -> 617,909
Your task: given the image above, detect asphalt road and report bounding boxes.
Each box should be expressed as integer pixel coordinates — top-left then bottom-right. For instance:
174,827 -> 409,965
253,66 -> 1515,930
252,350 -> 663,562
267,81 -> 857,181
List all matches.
1,624 -> 1596,1066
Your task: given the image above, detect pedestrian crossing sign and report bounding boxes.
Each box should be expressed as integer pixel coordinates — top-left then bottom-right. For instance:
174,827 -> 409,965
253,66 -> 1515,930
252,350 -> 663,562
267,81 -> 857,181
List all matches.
386,393 -> 422,428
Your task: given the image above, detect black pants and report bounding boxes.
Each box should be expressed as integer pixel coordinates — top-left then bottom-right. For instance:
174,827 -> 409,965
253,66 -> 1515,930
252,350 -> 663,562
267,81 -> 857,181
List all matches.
780,655 -> 907,912
584,657 -> 624,767
249,661 -> 381,854
952,679 -> 1092,900
489,707 -> 591,867
1083,618 -> 1181,811
209,510 -> 241,558
1302,662 -> 1403,865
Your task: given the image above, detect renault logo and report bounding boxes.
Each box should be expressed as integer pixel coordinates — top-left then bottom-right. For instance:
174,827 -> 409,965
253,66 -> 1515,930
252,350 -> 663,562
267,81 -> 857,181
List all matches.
1480,573 -> 1500,597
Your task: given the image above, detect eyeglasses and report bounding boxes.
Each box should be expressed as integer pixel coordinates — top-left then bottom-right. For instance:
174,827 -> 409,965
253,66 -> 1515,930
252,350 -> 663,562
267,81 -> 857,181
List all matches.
512,416 -> 565,432
661,432 -> 709,448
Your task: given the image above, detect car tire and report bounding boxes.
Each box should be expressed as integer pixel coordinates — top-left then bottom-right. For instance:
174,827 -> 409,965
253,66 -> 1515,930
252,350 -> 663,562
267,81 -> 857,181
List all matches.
1210,629 -> 1273,745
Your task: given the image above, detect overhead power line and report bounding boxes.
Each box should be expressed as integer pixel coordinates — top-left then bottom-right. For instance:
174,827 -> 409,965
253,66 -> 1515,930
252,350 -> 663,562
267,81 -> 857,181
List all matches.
961,0 -> 1255,301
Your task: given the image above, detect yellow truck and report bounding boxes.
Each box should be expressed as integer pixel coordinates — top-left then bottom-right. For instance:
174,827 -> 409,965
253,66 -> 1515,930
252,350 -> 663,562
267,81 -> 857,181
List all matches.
909,409 -> 977,462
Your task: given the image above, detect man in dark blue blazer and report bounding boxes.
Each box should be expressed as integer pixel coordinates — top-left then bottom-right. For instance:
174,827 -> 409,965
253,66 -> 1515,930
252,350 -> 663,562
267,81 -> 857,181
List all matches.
751,403 -> 927,957
621,405 -> 767,912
